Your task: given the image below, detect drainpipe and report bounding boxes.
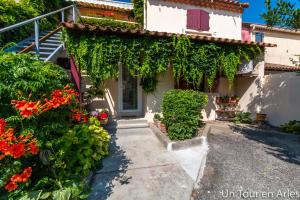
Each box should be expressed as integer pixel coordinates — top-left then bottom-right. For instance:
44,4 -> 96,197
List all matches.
144,0 -> 147,29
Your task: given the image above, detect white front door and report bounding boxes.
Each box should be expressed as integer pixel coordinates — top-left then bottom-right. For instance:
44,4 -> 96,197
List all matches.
118,66 -> 142,116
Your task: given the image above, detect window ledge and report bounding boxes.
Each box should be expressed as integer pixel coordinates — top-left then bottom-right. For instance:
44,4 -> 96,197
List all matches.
185,30 -> 212,36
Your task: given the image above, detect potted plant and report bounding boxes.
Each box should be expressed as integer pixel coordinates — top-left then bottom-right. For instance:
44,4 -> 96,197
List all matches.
160,122 -> 167,134
256,113 -> 267,122
153,113 -> 161,127
98,109 -> 109,125
223,95 -> 230,103
229,96 -> 239,104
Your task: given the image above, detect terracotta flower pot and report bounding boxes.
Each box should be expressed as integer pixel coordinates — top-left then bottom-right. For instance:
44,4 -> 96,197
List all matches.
157,120 -> 161,128
153,119 -> 158,127
256,113 -> 267,121
160,123 -> 167,134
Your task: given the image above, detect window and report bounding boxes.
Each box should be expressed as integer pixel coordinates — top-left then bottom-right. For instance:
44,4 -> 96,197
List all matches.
187,9 -> 209,31
255,32 -> 264,42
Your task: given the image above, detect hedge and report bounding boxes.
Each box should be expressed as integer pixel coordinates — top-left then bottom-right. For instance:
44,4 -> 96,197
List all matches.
162,89 -> 208,140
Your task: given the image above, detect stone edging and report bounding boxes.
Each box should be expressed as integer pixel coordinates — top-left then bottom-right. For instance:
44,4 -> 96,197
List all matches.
150,123 -> 212,151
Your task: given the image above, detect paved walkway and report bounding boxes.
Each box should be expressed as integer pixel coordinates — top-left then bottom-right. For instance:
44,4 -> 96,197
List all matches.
194,125 -> 300,200
88,127 -> 208,200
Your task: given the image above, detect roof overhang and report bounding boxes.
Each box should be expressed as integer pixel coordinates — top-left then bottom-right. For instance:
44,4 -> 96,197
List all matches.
159,0 -> 249,13
265,63 -> 300,72
243,23 -> 300,35
74,0 -> 133,11
62,22 -> 277,47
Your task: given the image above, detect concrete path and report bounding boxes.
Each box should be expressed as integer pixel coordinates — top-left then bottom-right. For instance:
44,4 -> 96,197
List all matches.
194,125 -> 300,200
88,127 -> 208,200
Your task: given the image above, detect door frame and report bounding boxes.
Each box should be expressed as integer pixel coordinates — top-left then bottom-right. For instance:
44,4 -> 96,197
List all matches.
118,65 -> 143,115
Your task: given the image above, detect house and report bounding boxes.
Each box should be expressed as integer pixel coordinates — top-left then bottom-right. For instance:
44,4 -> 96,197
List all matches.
144,0 -> 248,39
75,0 -> 134,22
242,23 -> 300,126
64,0 -> 278,124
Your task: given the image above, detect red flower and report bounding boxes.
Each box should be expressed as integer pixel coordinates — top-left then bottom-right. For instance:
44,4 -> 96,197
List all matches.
5,182 -> 18,191
4,128 -> 16,142
99,113 -> 108,119
10,167 -> 32,183
11,100 -> 39,118
7,167 -> 32,192
20,167 -> 32,183
0,140 -> 10,157
28,142 -> 39,155
10,143 -> 25,158
0,118 -> 7,134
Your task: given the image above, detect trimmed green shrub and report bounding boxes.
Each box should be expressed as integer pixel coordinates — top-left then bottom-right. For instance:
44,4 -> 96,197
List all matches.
234,112 -> 252,124
162,89 -> 208,140
280,120 -> 300,134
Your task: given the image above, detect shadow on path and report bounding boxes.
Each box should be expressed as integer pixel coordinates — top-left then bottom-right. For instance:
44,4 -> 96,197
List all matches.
229,125 -> 300,166
89,121 -> 132,200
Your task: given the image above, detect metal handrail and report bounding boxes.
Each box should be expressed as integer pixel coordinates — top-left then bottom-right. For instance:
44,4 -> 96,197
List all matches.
0,5 -> 76,56
0,5 -> 75,33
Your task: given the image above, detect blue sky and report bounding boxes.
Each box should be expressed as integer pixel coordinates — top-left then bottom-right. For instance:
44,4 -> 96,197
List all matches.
120,0 -> 300,24
241,0 -> 299,24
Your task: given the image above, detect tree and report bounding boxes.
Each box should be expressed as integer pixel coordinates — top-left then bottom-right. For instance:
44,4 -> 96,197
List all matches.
262,0 -> 300,29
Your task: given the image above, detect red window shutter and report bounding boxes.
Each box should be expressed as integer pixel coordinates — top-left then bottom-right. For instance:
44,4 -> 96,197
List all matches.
187,9 -> 210,31
187,9 -> 201,30
200,10 -> 210,31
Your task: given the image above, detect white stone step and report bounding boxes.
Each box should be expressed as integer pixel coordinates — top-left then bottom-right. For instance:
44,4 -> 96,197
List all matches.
117,118 -> 148,125
116,118 -> 149,129
117,123 -> 149,129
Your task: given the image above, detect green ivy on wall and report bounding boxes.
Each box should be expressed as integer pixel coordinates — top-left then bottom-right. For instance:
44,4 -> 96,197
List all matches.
62,28 -> 263,93
133,0 -> 144,24
79,17 -> 141,29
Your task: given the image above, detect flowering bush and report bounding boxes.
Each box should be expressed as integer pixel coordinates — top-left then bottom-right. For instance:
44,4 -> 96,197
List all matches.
0,53 -> 110,199
0,118 -> 38,193
11,85 -> 79,118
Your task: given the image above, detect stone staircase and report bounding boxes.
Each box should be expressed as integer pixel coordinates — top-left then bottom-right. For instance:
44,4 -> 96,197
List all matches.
5,31 -> 63,61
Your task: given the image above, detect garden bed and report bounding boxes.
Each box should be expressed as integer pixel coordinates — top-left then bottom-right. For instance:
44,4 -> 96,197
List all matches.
150,122 -> 208,151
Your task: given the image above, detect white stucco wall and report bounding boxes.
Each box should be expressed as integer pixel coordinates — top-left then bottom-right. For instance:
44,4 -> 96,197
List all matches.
251,31 -> 300,66
234,61 -> 265,117
262,72 -> 300,126
145,0 -> 242,39
144,67 -> 174,122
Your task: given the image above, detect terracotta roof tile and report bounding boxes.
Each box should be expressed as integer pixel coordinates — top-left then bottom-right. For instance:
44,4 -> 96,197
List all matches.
243,23 -> 300,35
160,0 -> 249,13
76,0 -> 133,11
62,22 -> 277,47
265,63 -> 300,72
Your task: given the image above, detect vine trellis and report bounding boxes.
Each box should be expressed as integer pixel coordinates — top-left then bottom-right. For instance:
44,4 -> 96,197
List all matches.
62,28 -> 263,93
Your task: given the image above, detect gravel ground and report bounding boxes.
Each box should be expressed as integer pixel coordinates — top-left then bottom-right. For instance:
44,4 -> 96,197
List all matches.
194,127 -> 300,200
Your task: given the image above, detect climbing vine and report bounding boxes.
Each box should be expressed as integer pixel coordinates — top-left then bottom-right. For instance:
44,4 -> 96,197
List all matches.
62,28 -> 263,93
133,0 -> 144,24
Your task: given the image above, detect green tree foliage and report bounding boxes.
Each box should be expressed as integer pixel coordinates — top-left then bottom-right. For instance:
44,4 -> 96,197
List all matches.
63,29 -> 262,93
262,0 -> 300,29
0,52 -> 69,118
162,89 -> 208,140
0,0 -> 64,47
